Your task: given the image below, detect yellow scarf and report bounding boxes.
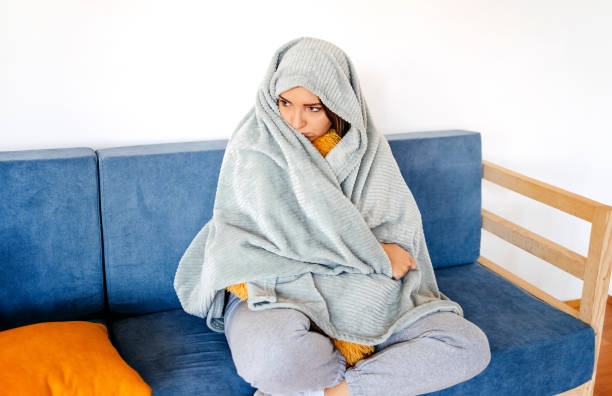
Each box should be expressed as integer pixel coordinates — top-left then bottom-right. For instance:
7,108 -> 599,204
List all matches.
311,128 -> 342,157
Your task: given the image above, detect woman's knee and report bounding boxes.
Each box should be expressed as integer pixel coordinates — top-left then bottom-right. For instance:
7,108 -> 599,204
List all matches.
456,317 -> 491,377
425,312 -> 491,377
244,331 -> 342,394
225,305 -> 315,387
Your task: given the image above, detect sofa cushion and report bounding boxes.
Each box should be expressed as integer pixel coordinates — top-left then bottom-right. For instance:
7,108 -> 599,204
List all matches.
0,148 -> 104,331
427,262 -> 594,395
388,130 -> 481,269
112,262 -> 594,395
97,141 -> 227,316
110,308 -> 254,396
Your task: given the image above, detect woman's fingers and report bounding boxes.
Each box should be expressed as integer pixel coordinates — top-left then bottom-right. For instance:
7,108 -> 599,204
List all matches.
406,254 -> 417,270
411,255 -> 418,269
382,242 -> 418,278
392,261 -> 409,280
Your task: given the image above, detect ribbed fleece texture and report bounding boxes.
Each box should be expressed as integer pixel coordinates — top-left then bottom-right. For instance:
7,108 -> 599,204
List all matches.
173,37 -> 462,345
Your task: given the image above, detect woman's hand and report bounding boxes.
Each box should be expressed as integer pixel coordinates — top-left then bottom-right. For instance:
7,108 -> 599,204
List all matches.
380,242 -> 417,280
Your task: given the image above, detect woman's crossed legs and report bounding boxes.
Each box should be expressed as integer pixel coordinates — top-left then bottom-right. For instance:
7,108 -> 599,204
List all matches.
223,294 -> 490,396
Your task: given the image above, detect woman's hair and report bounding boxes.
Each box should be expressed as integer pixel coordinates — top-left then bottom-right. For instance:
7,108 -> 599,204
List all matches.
320,103 -> 351,137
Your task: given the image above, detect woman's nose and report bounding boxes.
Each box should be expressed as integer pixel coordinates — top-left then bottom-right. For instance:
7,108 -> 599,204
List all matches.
291,110 -> 306,129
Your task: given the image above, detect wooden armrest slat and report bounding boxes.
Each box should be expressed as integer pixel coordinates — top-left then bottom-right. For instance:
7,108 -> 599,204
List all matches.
482,208 -> 587,280
477,256 -> 582,320
581,207 -> 612,325
482,160 -> 604,222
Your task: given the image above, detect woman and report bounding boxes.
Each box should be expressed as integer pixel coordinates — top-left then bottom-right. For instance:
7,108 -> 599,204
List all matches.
174,37 -> 490,396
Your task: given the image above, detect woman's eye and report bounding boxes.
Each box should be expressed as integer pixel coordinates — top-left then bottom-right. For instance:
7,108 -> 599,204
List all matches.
278,100 -> 319,112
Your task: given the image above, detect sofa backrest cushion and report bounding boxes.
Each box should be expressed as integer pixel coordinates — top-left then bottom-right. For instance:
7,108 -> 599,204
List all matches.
97,131 -> 481,316
388,130 -> 482,269
97,141 -> 227,316
0,148 -> 105,331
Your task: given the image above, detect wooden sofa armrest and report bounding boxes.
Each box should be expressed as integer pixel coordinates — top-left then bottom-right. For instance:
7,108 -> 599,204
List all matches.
479,160 -> 612,396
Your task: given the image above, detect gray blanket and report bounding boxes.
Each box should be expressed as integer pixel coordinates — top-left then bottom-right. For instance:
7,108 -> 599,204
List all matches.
174,37 -> 462,345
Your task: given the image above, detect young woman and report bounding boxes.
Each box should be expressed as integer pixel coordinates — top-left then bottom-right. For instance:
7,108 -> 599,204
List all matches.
174,37 -> 491,396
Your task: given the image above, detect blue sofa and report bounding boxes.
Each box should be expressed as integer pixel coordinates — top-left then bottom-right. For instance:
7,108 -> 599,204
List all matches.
0,130 -> 603,395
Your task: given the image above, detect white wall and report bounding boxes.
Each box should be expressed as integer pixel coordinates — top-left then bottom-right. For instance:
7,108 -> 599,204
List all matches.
1,0 -> 610,300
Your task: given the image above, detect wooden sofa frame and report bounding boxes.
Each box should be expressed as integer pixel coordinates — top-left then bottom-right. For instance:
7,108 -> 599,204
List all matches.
479,160 -> 612,396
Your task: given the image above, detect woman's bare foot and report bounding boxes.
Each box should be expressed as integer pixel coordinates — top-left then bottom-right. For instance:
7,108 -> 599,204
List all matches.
324,379 -> 349,396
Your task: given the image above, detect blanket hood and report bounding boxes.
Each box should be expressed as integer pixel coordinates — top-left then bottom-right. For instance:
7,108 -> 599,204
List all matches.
258,36 -> 369,185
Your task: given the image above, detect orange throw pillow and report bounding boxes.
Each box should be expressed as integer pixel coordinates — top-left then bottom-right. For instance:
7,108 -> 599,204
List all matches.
0,321 -> 151,396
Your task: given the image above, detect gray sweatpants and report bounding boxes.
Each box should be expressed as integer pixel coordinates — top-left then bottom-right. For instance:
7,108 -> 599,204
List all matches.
223,293 -> 490,396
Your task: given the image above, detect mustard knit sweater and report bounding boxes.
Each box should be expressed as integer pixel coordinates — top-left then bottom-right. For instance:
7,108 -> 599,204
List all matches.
225,128 -> 375,368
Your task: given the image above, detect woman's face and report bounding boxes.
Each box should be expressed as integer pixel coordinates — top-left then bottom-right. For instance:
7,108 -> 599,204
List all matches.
278,86 -> 332,142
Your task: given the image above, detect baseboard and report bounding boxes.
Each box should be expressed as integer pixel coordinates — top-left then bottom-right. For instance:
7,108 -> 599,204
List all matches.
564,296 -> 612,310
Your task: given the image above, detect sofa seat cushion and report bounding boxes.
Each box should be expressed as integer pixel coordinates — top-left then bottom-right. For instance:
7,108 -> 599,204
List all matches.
428,262 -> 595,395
111,263 -> 595,396
110,308 -> 255,396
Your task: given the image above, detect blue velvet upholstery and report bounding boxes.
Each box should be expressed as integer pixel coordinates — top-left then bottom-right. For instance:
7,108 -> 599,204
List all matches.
428,262 -> 594,395
0,148 -> 105,331
109,261 -> 594,396
111,308 -> 254,396
96,141 -> 227,316
388,130 -> 482,269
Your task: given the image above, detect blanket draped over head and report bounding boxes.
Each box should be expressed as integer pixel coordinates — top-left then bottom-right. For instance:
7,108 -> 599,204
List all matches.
174,37 -> 462,345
